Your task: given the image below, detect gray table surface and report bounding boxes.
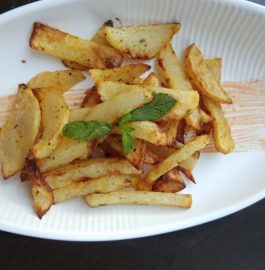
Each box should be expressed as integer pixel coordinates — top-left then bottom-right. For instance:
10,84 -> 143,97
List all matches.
0,1 -> 264,269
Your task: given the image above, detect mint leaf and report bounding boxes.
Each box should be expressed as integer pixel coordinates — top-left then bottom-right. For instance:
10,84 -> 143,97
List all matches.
119,93 -> 176,124
62,120 -> 113,141
120,124 -> 136,156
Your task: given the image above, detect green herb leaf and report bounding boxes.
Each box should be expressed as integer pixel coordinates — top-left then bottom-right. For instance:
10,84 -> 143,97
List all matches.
62,120 -> 113,141
119,93 -> 176,125
120,124 -> 136,156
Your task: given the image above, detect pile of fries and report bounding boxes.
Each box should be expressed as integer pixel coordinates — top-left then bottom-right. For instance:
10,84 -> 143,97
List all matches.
0,20 -> 234,218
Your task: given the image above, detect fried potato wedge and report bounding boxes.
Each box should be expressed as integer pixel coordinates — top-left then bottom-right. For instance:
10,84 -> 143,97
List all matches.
53,174 -> 140,203
178,167 -> 195,183
89,64 -> 150,84
156,43 -> 203,130
62,20 -> 114,70
27,70 -> 85,92
105,135 -> 145,169
145,135 -> 210,184
85,191 -> 192,208
105,23 -> 181,59
36,136 -> 92,173
21,159 -> 53,218
112,121 -> 168,145
30,22 -> 123,69
203,97 -> 234,153
159,120 -> 179,145
205,58 -> 222,83
97,81 -> 199,120
144,147 -> 159,165
69,107 -> 92,122
152,167 -> 186,193
83,87 -> 153,124
157,43 -> 193,90
143,72 -> 160,87
81,87 -> 101,108
179,151 -> 200,171
132,77 -> 145,85
0,84 -> 41,179
32,87 -> 69,159
202,57 -> 234,153
184,43 -> 232,104
44,158 -> 142,189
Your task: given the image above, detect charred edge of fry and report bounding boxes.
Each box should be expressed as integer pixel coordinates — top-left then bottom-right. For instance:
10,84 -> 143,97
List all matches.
178,166 -> 196,184
176,119 -> 186,144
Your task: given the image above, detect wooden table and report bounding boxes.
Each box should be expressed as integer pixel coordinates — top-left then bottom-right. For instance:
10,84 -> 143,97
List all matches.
0,1 -> 264,269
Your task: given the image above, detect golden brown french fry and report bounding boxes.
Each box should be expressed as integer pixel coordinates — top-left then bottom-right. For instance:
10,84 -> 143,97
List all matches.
69,86 -> 152,123
53,174 -> 140,203
105,23 -> 181,59
32,87 -> 69,159
145,135 -> 210,184
143,72 -> 160,87
62,20 -> 114,70
179,151 -> 200,171
159,120 -> 179,145
205,58 -> 222,83
44,158 -> 142,189
21,159 -> 53,218
0,84 -> 41,179
112,121 -> 168,145
157,43 -> 193,90
152,167 -> 186,193
203,97 -> 234,153
184,43 -> 232,104
89,64 -> 150,84
178,167 -> 195,183
30,22 -> 123,69
105,135 -> 145,169
36,137 -> 92,173
202,57 -> 234,154
27,70 -> 85,92
85,191 -> 192,208
81,87 -> 101,108
97,81 -> 199,120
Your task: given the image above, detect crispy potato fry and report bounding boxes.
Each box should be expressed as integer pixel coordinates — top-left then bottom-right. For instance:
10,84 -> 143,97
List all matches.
69,86 -> 152,123
30,22 -> 123,69
21,159 -> 53,218
62,20 -> 114,70
179,151 -> 200,171
143,72 -> 160,87
85,191 -> 192,208
0,84 -> 41,179
145,135 -> 210,184
97,81 -> 199,120
53,174 -> 140,203
205,58 -> 222,82
27,70 -> 85,92
89,64 -> 150,84
144,147 -> 159,165
32,87 -> 69,159
81,87 -> 101,108
112,121 -> 168,145
106,135 -> 145,169
203,57 -> 234,154
184,43 -> 232,104
105,23 -> 181,59
203,97 -> 234,153
44,158 -> 142,189
157,43 -> 193,90
36,136 -> 92,173
152,167 -> 186,192
156,43 -> 204,130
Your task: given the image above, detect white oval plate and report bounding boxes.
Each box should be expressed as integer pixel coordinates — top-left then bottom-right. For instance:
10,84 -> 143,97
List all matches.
0,0 -> 265,241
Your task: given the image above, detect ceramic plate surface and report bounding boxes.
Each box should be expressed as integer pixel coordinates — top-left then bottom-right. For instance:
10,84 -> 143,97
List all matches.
0,0 -> 265,241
